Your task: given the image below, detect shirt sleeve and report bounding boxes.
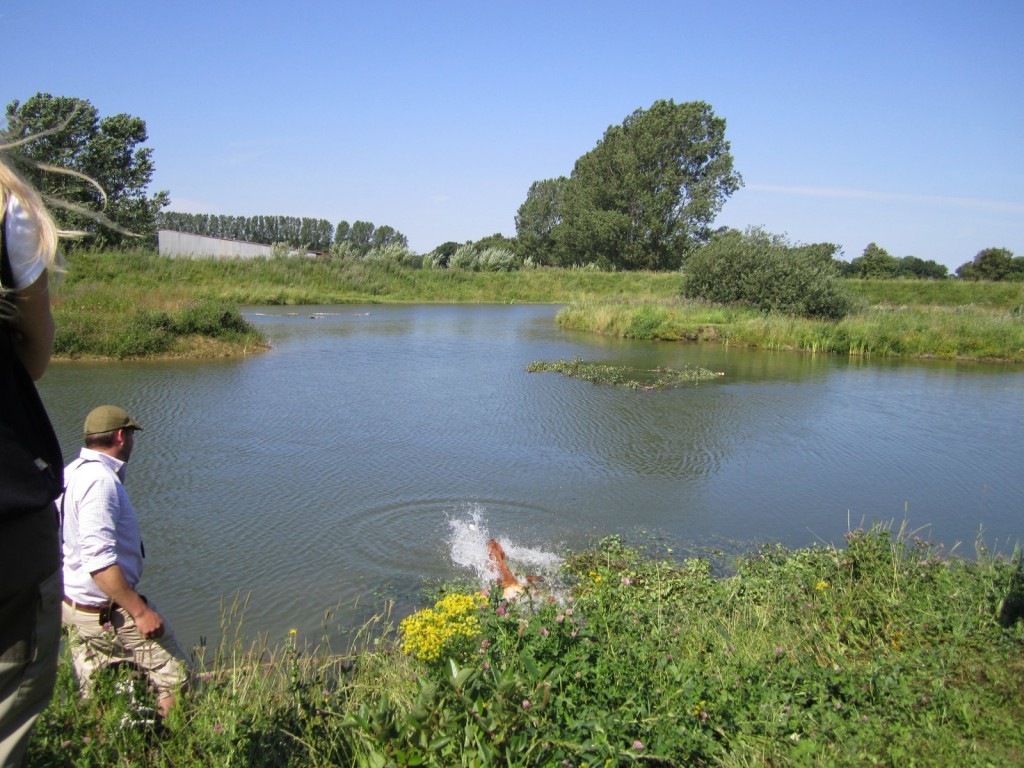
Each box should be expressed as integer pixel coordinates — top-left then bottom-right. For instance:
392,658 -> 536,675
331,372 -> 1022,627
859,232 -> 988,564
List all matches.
4,194 -> 47,290
75,469 -> 122,574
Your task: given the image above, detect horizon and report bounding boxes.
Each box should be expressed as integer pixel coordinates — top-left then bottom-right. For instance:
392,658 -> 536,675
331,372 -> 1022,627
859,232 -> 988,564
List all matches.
6,1 -> 1022,271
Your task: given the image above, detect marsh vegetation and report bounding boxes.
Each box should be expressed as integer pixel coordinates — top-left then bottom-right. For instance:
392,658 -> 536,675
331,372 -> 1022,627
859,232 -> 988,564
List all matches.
26,527 -> 1024,767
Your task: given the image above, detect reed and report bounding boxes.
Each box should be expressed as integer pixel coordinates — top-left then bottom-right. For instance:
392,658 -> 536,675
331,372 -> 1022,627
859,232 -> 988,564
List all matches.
557,298 -> 1024,362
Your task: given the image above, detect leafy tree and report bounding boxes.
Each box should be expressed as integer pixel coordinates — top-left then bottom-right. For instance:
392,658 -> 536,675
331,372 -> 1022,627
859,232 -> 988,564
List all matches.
370,225 -> 408,251
3,92 -> 168,246
346,221 -> 376,256
896,255 -> 948,279
556,99 -> 742,270
956,247 -> 1021,281
848,243 -> 900,279
682,227 -> 851,320
334,220 -> 350,245
473,233 -> 520,250
514,177 -> 567,266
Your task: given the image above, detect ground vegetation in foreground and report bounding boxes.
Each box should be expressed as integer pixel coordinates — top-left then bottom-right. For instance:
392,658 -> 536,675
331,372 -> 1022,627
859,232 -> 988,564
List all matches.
26,525 -> 1024,767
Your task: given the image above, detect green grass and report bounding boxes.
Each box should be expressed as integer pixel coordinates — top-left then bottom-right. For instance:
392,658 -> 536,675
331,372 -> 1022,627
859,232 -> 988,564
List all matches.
26,525 -> 1024,766
556,297 -> 1024,362
51,250 -> 1024,361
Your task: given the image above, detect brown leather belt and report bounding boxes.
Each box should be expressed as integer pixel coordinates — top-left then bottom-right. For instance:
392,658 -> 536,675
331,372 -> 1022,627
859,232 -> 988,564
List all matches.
63,596 -> 116,614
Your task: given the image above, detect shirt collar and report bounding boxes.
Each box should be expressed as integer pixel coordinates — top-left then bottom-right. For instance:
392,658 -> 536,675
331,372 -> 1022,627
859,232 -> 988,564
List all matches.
79,446 -> 128,482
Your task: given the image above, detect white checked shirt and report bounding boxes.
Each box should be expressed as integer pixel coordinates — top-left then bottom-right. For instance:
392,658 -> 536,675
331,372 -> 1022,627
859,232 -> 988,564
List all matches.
60,448 -> 144,606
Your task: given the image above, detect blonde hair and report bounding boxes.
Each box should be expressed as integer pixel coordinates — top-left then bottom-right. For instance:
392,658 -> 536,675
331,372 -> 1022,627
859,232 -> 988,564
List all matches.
0,153 -> 60,271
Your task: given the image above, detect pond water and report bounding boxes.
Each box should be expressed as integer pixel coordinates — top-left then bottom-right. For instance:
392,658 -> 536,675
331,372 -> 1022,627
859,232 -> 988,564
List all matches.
39,304 -> 1024,649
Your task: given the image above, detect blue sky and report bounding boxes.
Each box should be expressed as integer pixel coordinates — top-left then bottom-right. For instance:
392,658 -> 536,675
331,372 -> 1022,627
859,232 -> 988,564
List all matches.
6,1 -> 1022,269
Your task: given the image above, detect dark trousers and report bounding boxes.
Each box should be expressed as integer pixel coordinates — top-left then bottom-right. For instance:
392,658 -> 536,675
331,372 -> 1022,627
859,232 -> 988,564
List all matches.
0,506 -> 61,768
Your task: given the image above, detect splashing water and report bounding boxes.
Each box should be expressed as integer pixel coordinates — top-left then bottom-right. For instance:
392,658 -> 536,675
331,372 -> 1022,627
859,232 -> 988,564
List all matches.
447,505 -> 563,590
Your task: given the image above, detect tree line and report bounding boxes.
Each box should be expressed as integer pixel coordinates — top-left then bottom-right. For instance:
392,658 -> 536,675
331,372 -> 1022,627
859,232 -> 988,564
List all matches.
5,92 -> 1019,283
154,212 -> 409,256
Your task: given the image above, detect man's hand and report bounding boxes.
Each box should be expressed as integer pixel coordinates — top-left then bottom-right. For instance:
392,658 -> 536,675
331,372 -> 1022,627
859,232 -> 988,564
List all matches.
133,604 -> 166,639
91,563 -> 164,638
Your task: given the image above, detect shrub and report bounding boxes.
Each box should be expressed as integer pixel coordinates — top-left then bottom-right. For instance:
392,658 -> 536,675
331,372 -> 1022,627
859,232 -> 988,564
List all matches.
171,301 -> 252,337
477,247 -> 519,272
683,227 -> 852,319
363,243 -> 422,269
449,243 -> 479,271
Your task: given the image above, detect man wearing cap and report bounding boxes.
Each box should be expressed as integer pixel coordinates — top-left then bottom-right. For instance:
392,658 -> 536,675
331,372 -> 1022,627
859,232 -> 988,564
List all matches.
59,405 -> 189,719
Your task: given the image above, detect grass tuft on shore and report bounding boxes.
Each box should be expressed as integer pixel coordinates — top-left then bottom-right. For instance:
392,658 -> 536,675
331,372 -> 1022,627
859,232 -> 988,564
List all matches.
556,297 -> 1024,362
27,525 -> 1024,767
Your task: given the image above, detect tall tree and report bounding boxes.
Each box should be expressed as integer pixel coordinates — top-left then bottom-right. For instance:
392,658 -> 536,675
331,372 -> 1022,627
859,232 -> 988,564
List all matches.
555,99 -> 742,270
3,93 -> 169,246
515,177 -> 567,266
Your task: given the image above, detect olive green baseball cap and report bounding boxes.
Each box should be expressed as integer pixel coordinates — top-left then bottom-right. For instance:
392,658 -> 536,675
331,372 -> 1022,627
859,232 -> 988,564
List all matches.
84,405 -> 143,436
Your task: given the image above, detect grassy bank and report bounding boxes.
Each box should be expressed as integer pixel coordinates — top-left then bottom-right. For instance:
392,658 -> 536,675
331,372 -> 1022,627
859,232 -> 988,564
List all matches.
27,526 -> 1024,766
52,250 -> 1024,361
556,296 -> 1024,362
57,249 -> 680,305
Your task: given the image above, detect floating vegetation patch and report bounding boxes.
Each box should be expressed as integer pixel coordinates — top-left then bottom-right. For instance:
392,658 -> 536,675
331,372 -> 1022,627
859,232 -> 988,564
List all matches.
526,356 -> 723,389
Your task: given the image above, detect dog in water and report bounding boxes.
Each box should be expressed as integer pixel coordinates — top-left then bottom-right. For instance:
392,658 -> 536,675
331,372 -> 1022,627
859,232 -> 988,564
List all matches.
486,538 -> 543,599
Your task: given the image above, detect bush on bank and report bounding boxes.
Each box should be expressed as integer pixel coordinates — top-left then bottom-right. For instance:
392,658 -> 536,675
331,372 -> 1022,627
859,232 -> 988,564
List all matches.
26,526 -> 1024,767
53,299 -> 264,359
682,227 -> 852,320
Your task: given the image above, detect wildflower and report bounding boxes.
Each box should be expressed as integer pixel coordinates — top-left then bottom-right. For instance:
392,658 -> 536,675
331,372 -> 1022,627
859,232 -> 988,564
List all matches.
213,723 -> 224,734
540,627 -> 549,637
621,577 -> 632,586
775,646 -> 785,655
399,593 -> 484,662
522,699 -> 531,709
289,628 -> 298,636
556,614 -> 565,623
200,672 -> 213,682
483,661 -> 490,670
815,580 -> 830,591
632,740 -> 644,749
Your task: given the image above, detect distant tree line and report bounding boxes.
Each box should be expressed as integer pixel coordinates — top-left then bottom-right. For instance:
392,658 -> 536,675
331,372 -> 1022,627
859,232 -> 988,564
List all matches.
156,212 -> 409,256
838,243 -> 950,279
157,212 -> 334,251
9,91 -> 1017,285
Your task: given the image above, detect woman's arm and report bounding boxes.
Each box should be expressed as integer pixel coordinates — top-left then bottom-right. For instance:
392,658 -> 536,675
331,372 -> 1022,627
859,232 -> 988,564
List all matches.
11,269 -> 55,380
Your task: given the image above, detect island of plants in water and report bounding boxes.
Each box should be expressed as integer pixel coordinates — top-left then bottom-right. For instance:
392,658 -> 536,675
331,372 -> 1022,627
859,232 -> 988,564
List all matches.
527,356 -> 724,389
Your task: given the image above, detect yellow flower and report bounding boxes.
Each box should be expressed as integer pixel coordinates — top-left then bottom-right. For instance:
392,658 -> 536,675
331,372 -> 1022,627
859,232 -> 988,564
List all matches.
289,628 -> 298,635
399,593 -> 483,662
815,580 -> 830,591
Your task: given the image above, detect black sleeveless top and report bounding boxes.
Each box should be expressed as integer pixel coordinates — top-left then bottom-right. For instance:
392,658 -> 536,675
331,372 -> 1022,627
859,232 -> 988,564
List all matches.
0,215 -> 64,520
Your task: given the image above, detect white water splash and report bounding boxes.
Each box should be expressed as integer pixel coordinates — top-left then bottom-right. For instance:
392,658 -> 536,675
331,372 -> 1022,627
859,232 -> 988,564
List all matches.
446,505 -> 562,589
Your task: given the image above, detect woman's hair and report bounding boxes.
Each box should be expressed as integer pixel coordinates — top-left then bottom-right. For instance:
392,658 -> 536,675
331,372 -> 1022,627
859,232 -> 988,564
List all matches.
0,151 -> 60,271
